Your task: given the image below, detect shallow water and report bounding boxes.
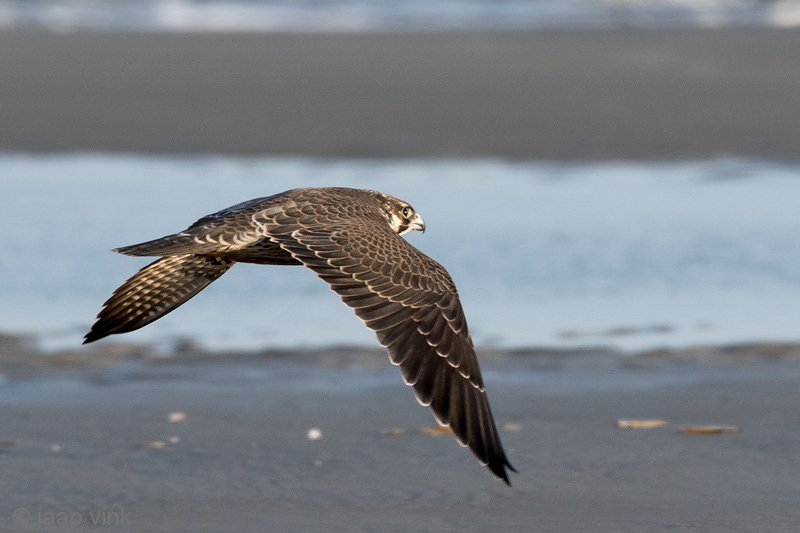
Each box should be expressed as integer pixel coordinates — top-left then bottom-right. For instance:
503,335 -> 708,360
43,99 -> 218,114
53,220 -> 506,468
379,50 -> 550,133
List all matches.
3,154 -> 800,351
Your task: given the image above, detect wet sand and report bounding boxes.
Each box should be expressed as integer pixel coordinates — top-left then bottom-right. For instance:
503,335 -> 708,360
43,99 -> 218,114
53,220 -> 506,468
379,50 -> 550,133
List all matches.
2,338 -> 800,531
3,28 -> 800,158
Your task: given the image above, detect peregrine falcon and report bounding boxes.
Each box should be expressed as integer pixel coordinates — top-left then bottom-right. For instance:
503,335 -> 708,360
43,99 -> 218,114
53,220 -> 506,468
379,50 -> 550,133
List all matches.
84,187 -> 516,484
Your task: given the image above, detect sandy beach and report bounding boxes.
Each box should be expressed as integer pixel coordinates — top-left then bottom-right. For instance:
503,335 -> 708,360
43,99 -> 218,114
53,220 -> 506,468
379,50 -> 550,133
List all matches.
2,28 -> 800,158
2,338 -> 800,532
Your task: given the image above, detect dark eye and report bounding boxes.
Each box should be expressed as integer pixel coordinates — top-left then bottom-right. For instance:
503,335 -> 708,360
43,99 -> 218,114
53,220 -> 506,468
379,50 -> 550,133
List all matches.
402,206 -> 413,218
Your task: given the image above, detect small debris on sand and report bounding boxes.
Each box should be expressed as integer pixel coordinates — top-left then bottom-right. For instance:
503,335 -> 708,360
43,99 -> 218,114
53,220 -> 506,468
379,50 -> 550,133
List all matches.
616,419 -> 668,429
678,425 -> 740,435
168,412 -> 187,423
138,440 -> 167,449
420,426 -> 453,436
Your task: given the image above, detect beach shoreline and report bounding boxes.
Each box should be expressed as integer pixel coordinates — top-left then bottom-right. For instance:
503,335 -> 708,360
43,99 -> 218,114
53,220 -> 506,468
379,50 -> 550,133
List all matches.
5,331 -> 800,373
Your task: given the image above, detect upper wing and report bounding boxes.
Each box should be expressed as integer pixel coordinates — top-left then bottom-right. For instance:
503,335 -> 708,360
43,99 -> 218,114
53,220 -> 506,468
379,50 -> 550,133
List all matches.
256,195 -> 515,483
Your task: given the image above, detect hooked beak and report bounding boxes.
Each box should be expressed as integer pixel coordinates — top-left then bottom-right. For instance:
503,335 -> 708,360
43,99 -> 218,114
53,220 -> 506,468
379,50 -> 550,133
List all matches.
410,214 -> 426,234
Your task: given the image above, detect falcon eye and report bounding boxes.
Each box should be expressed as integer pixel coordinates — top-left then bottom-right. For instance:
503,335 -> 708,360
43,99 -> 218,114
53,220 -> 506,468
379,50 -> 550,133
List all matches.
402,206 -> 414,219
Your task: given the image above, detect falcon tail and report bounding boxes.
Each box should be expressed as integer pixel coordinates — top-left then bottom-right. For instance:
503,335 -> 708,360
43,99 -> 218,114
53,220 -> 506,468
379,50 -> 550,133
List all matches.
84,254 -> 235,344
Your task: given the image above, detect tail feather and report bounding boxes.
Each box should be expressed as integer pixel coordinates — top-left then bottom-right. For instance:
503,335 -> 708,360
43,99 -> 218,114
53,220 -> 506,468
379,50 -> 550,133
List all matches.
84,255 -> 235,343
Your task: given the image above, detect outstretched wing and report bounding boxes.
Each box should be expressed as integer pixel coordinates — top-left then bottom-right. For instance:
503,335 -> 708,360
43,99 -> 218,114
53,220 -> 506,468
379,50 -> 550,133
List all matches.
255,194 -> 515,483
84,255 -> 235,343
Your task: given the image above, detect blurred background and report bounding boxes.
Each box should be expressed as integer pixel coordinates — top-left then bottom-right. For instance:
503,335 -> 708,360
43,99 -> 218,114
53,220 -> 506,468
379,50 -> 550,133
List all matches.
2,0 -> 800,31
2,0 -> 800,353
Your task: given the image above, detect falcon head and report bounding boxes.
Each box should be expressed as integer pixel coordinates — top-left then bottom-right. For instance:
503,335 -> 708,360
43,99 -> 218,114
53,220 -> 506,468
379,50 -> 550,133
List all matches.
372,191 -> 426,236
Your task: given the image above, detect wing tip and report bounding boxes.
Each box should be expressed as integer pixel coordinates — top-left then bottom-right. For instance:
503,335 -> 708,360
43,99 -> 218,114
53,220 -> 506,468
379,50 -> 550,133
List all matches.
82,327 -> 107,344
489,453 -> 518,487
113,245 -> 141,257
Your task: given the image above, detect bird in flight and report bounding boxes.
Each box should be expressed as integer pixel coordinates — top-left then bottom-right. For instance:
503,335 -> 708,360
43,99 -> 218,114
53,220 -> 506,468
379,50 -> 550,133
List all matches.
84,187 -> 516,484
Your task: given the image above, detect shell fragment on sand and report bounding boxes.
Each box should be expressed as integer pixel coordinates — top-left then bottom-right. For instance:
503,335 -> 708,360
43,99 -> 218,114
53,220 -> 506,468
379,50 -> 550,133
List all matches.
138,440 -> 167,449
168,411 -> 187,423
678,425 -> 740,435
616,419 -> 668,429
420,426 -> 454,436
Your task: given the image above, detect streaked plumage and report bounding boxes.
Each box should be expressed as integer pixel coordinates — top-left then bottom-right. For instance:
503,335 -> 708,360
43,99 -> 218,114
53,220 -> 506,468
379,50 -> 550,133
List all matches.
85,187 -> 515,484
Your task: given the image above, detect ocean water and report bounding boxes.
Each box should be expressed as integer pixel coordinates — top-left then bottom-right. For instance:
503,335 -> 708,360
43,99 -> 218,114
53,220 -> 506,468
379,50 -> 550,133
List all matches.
3,154 -> 800,352
1,0 -> 799,32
